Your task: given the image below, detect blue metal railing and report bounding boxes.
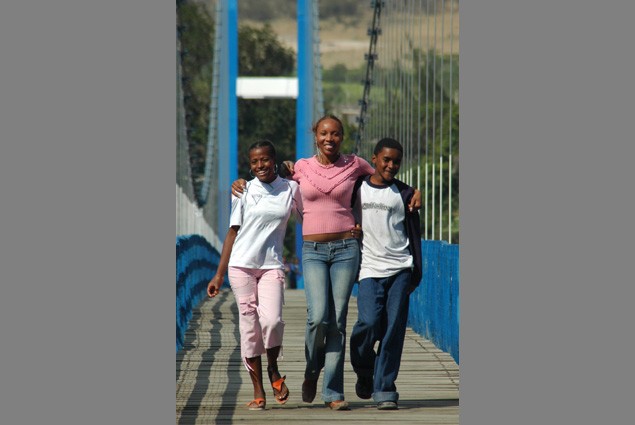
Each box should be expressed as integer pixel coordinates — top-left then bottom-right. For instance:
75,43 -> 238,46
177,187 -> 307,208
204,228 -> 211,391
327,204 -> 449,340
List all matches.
176,235 -> 222,352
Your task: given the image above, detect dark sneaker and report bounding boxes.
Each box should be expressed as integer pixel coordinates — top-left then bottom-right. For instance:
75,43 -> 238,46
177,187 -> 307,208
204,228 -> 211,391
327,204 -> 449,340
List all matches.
377,401 -> 398,410
355,375 -> 373,399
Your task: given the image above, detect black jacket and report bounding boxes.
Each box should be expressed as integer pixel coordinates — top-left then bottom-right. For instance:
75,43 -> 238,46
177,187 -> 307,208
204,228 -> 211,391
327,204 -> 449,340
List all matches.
351,176 -> 423,288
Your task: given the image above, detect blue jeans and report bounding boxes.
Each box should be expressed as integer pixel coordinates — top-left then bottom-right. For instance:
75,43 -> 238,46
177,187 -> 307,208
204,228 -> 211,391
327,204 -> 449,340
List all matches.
302,238 -> 360,402
350,269 -> 411,403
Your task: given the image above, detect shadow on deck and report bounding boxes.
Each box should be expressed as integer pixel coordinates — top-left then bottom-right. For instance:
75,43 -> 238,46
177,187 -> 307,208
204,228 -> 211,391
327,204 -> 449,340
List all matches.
177,289 -> 459,424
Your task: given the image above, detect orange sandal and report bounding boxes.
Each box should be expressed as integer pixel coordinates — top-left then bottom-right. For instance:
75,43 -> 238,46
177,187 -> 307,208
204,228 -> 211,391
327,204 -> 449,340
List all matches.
246,398 -> 266,411
271,376 -> 289,405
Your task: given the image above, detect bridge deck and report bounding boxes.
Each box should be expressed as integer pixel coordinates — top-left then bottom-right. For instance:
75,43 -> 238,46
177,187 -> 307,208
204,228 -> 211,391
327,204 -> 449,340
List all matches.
177,289 -> 459,424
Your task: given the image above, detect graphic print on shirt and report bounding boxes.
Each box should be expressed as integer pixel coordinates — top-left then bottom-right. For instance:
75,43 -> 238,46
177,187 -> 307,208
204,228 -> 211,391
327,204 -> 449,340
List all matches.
361,201 -> 394,214
356,180 -> 413,281
249,193 -> 262,205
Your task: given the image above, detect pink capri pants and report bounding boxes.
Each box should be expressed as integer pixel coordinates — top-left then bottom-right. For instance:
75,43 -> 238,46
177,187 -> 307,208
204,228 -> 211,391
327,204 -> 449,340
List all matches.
228,266 -> 286,360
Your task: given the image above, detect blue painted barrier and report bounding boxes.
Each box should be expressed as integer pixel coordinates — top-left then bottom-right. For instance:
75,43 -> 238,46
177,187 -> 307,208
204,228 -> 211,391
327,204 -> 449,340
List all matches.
352,240 -> 460,364
408,240 -> 459,364
176,235 -> 223,352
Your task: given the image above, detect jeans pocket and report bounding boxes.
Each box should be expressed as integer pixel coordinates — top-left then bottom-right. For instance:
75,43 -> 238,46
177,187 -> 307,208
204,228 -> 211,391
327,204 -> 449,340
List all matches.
238,293 -> 257,316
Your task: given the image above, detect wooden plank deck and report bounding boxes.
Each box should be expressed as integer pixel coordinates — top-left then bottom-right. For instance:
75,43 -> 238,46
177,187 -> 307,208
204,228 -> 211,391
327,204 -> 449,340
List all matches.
177,289 -> 459,424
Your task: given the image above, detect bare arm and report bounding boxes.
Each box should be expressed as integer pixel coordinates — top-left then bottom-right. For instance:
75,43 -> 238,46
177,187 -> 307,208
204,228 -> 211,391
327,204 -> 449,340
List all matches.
207,226 -> 240,298
408,189 -> 422,212
291,181 -> 303,223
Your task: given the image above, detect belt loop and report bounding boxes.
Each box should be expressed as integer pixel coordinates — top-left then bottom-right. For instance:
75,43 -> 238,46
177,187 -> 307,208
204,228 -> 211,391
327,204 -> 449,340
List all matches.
313,242 -> 317,250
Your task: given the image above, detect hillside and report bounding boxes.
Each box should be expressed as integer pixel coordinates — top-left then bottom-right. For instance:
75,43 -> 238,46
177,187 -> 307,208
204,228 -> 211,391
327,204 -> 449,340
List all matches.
241,5 -> 459,71
194,0 -> 459,71
242,15 -> 372,70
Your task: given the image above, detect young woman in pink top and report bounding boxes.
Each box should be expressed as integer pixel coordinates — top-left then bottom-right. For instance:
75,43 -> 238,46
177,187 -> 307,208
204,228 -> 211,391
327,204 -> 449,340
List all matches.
232,115 -> 420,410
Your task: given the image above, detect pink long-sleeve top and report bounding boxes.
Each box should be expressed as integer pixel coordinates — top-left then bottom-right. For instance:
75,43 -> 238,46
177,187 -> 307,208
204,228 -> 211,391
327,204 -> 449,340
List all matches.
292,154 -> 374,236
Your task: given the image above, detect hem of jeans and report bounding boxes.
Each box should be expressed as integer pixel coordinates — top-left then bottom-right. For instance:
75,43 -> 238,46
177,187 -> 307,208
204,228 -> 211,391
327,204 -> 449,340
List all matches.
322,394 -> 346,403
373,391 -> 399,403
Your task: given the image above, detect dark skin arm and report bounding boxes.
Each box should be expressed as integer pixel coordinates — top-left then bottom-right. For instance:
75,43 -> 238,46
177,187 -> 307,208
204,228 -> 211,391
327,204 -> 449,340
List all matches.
207,225 -> 240,298
231,180 -> 247,197
409,190 -> 422,212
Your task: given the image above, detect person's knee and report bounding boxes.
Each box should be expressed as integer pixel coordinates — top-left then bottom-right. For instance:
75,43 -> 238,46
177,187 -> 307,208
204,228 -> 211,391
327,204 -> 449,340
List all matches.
261,315 -> 283,332
305,305 -> 329,327
356,300 -> 382,327
356,316 -> 381,335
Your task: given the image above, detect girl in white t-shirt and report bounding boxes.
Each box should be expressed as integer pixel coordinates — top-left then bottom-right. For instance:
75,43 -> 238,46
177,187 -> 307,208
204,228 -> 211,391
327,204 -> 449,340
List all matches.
207,140 -> 302,411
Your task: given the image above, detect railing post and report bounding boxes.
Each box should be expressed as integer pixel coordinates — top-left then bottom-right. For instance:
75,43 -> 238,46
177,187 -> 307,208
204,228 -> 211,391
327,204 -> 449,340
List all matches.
295,0 -> 315,265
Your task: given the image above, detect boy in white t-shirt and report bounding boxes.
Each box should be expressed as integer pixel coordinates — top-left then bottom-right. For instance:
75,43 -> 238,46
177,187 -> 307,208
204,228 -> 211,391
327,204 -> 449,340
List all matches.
349,138 -> 423,411
207,140 -> 302,411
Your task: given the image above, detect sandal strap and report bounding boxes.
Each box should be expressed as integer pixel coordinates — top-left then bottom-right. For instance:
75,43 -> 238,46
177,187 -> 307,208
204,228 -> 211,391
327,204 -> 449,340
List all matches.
246,398 -> 266,408
271,375 -> 286,392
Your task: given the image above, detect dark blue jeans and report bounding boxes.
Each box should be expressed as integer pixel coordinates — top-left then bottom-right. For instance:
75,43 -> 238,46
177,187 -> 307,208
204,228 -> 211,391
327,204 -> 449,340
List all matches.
350,269 -> 411,403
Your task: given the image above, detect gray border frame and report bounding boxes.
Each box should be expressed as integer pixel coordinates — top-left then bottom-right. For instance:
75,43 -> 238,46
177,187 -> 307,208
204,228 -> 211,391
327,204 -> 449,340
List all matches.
2,1 -> 635,424
0,1 -> 174,424
461,1 -> 635,424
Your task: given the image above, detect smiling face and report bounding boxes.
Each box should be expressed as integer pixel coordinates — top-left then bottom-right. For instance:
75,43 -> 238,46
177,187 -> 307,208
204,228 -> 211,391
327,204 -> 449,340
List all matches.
249,146 -> 277,183
371,147 -> 403,185
315,118 -> 343,159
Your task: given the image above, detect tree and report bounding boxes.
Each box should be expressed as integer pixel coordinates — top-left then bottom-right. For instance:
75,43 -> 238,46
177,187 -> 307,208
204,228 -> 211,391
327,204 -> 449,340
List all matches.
238,24 -> 295,77
177,1 -> 215,202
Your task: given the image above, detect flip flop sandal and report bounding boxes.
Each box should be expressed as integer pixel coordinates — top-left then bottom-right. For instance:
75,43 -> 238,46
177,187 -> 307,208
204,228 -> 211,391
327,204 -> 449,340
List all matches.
246,398 -> 266,411
271,376 -> 289,405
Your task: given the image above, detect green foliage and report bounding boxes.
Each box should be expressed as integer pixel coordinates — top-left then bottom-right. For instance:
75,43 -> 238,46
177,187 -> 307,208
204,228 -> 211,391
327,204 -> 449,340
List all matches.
325,52 -> 459,243
177,1 -> 214,200
238,0 -> 296,21
322,63 -> 350,82
237,99 -> 296,179
419,102 -> 459,244
238,24 -> 295,76
235,22 -> 297,179
322,63 -> 367,110
340,118 -> 358,155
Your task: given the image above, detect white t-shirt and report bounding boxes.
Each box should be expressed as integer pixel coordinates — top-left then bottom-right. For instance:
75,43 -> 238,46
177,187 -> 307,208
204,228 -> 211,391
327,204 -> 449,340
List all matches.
355,177 -> 413,280
228,176 -> 302,269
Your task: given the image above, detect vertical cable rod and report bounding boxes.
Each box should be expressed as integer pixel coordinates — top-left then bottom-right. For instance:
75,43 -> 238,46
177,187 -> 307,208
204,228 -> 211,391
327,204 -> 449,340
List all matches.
439,0 -> 445,241
200,0 -> 223,206
448,0 -> 455,243
424,0 -> 431,239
